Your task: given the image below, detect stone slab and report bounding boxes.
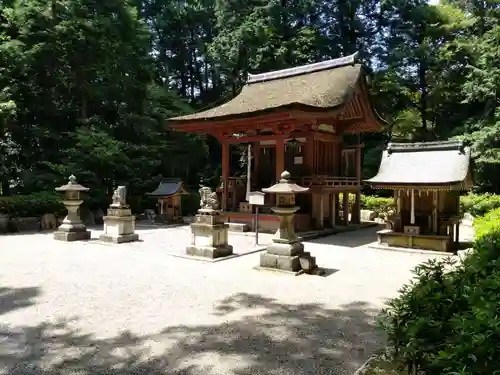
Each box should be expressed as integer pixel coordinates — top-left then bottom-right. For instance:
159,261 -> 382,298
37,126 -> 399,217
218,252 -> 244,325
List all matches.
298,253 -> 317,271
253,266 -> 305,276
54,230 -> 91,242
265,241 -> 304,256
228,223 -> 250,232
276,255 -> 301,272
260,252 -> 278,268
190,222 -> 228,230
99,233 -> 139,244
186,244 -> 234,259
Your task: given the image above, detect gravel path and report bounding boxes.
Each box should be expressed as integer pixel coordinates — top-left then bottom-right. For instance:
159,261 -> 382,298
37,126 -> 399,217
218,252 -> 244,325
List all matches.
0,225 -> 448,375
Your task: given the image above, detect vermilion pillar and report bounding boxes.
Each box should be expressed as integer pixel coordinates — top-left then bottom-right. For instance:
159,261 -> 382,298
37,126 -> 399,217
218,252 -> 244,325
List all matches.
221,141 -> 229,211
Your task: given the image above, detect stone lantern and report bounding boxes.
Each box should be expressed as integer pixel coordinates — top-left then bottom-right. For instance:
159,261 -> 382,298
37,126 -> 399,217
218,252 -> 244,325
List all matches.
260,171 -> 319,274
53,175 -> 91,241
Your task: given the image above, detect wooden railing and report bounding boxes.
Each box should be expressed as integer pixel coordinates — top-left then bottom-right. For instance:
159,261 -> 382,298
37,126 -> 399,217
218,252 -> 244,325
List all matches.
294,175 -> 360,188
218,175 -> 359,190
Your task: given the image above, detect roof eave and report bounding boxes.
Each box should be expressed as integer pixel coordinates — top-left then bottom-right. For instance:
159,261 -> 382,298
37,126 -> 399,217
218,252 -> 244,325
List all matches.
364,180 -> 472,190
168,103 -> 346,129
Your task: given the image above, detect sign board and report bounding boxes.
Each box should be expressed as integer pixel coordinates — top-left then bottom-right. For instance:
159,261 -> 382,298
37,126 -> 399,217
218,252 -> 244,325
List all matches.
248,191 -> 265,206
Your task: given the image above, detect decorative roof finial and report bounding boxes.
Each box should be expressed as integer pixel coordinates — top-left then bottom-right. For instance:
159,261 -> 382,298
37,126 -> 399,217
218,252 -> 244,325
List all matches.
68,175 -> 77,185
280,171 -> 291,183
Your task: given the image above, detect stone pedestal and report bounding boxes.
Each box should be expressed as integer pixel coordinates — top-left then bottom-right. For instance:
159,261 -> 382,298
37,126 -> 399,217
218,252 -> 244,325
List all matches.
54,200 -> 91,241
259,206 -> 318,274
260,171 -> 319,275
54,175 -> 91,242
186,209 -> 233,259
99,206 -> 139,244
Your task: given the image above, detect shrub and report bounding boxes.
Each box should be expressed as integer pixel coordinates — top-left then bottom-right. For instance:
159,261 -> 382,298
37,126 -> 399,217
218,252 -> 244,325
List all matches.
339,194 -> 395,218
473,206 -> 500,240
361,195 -> 394,218
182,189 -> 201,216
0,192 -> 66,217
379,208 -> 500,374
460,192 -> 500,217
338,194 -> 394,219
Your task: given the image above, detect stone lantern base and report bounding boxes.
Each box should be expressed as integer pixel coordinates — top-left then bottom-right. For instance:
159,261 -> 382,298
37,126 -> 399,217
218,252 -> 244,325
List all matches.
54,226 -> 91,242
260,240 -> 318,274
186,209 -> 233,259
99,206 -> 139,244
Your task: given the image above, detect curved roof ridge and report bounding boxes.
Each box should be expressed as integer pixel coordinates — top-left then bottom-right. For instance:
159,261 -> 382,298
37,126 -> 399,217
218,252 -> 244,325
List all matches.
247,52 -> 359,85
387,140 -> 466,153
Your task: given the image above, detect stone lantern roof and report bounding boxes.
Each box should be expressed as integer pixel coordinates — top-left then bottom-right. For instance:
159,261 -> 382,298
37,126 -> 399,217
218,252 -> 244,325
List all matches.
262,171 -> 309,194
55,175 -> 89,192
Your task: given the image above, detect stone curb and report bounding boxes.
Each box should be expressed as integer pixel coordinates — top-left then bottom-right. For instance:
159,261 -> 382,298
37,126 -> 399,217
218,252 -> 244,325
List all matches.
300,222 -> 379,241
170,246 -> 267,263
369,244 -> 453,257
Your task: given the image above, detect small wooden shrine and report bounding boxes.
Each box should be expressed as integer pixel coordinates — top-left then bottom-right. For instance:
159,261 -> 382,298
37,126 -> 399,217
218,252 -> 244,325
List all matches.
168,53 -> 385,231
366,141 -> 473,252
147,178 -> 188,223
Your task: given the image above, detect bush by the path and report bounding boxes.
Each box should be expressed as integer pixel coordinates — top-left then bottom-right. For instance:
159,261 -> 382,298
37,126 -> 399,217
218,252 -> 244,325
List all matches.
379,208 -> 500,374
361,195 -> 394,217
0,192 -> 66,217
460,192 -> 500,217
349,192 -> 500,220
338,193 -> 394,218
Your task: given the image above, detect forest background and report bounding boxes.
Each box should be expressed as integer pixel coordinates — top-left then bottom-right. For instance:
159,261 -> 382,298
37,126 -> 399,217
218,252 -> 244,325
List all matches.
1,0 -> 499,212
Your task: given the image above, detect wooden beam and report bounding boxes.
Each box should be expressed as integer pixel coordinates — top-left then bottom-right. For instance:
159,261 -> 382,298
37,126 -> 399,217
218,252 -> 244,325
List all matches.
221,131 -> 313,144
169,108 -> 345,134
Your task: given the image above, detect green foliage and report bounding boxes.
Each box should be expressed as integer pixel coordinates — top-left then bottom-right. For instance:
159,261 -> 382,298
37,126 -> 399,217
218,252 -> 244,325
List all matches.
182,189 -> 201,216
473,207 -> 500,240
2,0 -> 500,204
460,192 -> 500,217
361,195 -> 395,218
0,0 -> 208,200
338,194 -> 394,219
379,208 -> 500,374
0,192 -> 65,217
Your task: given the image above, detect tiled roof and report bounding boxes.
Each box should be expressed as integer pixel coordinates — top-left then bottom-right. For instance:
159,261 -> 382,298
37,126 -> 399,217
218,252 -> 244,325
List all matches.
169,53 -> 361,122
147,178 -> 187,197
365,140 -> 473,188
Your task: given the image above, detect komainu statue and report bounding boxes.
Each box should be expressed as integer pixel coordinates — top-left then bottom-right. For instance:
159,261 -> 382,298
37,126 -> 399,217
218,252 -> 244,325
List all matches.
111,186 -> 127,207
199,186 -> 220,210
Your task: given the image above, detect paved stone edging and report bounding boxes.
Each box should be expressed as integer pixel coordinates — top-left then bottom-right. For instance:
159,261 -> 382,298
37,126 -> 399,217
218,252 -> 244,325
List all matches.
299,222 -> 379,241
369,244 -> 454,257
170,245 -> 267,263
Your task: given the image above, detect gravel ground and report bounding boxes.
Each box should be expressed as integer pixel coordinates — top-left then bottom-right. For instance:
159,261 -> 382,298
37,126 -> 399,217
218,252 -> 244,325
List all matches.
93,225 -> 274,260
0,225 -> 461,375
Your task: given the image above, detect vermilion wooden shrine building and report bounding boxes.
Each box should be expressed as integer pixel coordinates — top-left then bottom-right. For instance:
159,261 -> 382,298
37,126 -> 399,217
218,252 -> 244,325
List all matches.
168,53 -> 384,231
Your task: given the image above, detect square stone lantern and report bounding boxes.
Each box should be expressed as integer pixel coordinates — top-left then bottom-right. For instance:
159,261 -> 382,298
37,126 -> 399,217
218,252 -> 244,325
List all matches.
260,171 -> 319,274
53,175 -> 91,241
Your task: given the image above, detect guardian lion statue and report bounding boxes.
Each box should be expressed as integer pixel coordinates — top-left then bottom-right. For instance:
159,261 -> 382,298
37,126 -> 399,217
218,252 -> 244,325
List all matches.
111,186 -> 127,207
199,186 -> 219,210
